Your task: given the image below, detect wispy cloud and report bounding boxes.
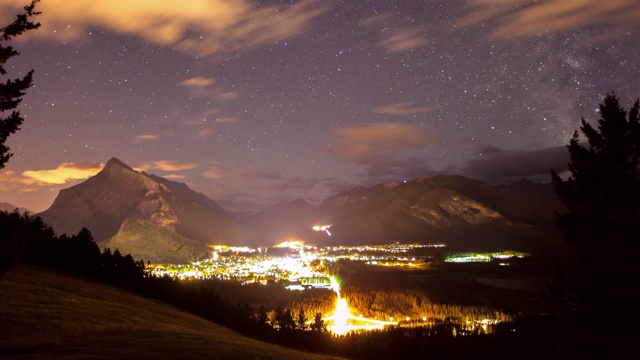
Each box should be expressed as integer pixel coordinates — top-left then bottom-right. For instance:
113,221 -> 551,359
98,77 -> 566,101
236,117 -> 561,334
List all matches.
164,174 -> 187,180
328,123 -> 440,181
1,0 -> 330,58
152,160 -> 198,171
180,77 -> 215,87
134,134 -> 159,142
21,161 -> 103,185
329,123 -> 439,163
373,102 -> 435,115
196,128 -> 215,138
454,0 -> 640,42
0,170 -> 31,189
179,75 -> 240,102
360,12 -> 430,53
203,167 -> 224,179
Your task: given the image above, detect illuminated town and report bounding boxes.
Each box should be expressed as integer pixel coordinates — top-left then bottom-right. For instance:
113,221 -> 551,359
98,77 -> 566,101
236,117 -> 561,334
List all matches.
144,226 -> 522,334
145,238 -> 446,283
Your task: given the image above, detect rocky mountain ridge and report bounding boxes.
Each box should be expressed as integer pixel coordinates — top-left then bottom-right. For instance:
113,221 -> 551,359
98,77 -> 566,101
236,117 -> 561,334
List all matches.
318,175 -> 562,253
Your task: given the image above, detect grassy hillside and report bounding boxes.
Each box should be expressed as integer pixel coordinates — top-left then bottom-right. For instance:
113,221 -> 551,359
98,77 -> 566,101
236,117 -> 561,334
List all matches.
0,265 -> 341,360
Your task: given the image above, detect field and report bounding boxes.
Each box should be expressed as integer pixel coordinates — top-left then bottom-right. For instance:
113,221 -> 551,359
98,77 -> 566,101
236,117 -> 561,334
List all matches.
0,265 -> 342,360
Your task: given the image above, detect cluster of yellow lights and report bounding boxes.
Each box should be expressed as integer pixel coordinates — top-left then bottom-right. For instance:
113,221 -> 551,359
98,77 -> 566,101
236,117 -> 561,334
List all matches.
312,224 -> 332,236
273,240 -> 305,249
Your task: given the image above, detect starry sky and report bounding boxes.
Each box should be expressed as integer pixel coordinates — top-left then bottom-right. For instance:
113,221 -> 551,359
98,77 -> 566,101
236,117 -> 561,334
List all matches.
1,0 -> 639,212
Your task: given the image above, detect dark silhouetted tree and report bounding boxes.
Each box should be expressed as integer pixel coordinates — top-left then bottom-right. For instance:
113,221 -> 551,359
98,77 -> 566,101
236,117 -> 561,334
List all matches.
296,308 -> 308,330
0,210 -> 27,277
0,1 -> 39,278
550,93 -> 640,339
0,0 -> 40,168
257,304 -> 269,324
310,312 -> 326,333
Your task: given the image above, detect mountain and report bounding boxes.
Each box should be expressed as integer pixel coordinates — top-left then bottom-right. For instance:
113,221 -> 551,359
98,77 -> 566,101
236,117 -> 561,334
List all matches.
0,202 -> 30,214
39,158 -> 253,263
319,175 -> 564,255
236,199 -> 327,245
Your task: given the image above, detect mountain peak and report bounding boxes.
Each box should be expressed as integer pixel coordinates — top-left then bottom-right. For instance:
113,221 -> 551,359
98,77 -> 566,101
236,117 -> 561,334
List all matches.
104,157 -> 134,171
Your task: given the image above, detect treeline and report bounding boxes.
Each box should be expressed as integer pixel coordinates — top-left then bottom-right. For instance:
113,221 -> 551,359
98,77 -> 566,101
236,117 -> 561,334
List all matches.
342,288 -> 513,325
283,289 -> 335,323
0,210 -> 144,282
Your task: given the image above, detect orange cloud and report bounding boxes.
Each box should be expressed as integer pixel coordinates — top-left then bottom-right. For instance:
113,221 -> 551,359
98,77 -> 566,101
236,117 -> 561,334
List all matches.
203,167 -> 224,179
153,160 -> 198,171
134,134 -> 159,142
1,0 -> 329,58
0,170 -> 27,188
330,123 -> 439,163
180,77 -> 215,87
183,79 -> 239,101
163,174 -> 187,180
455,0 -> 640,42
197,128 -> 215,138
216,91 -> 239,101
373,102 -> 435,115
21,161 -> 103,185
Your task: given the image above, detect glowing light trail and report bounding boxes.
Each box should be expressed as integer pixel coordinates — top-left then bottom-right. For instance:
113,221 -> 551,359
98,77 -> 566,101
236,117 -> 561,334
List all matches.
324,276 -> 396,335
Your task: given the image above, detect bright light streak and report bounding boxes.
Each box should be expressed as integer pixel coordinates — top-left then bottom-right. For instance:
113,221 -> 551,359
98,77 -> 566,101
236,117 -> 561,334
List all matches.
324,275 -> 396,334
331,298 -> 350,335
329,276 -> 341,298
312,224 -> 332,236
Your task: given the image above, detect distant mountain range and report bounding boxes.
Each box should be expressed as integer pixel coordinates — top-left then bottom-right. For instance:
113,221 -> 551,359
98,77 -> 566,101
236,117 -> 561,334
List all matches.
0,202 -> 31,214
37,158 -> 564,263
318,175 -> 562,254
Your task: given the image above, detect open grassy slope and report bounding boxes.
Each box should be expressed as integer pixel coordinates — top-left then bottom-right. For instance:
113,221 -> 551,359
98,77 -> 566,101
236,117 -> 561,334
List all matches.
0,265 -> 341,360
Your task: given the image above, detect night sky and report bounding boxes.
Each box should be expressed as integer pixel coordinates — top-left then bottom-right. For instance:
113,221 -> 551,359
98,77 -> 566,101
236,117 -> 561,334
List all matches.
1,0 -> 639,212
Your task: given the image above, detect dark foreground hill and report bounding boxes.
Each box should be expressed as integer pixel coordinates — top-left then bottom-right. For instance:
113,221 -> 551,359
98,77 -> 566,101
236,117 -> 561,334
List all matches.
0,265 -> 341,360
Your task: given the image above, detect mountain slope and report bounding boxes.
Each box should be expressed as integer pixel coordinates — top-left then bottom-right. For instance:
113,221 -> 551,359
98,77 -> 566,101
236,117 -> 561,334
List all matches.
0,265 -> 340,360
39,158 -> 253,263
319,175 -> 563,254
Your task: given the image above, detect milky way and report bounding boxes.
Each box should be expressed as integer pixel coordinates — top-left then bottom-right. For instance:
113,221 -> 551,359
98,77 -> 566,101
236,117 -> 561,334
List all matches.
1,0 -> 639,211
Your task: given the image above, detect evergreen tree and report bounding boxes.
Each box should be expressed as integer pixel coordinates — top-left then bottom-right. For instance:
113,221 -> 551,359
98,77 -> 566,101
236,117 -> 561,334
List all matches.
310,312 -> 326,333
550,93 -> 640,338
0,0 -> 40,168
296,309 -> 308,330
257,304 -> 269,324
